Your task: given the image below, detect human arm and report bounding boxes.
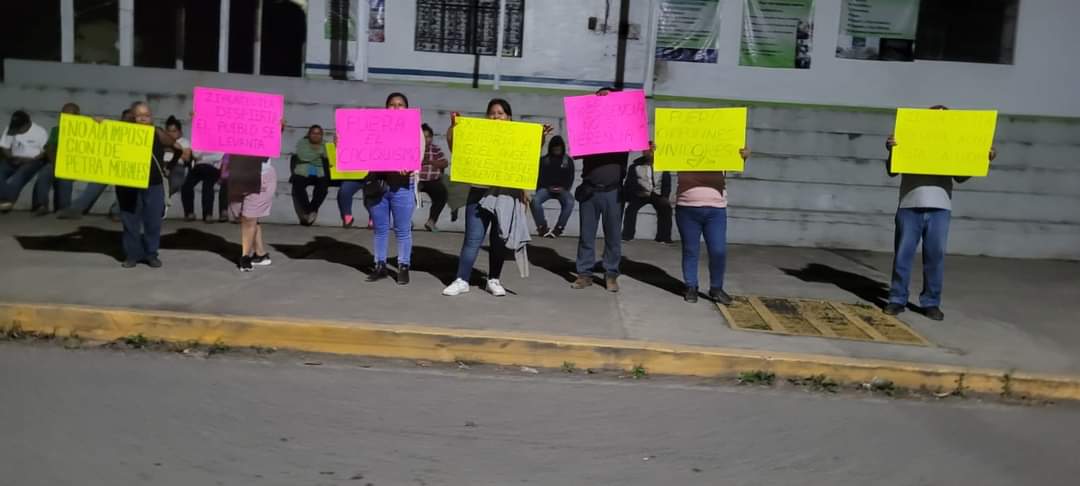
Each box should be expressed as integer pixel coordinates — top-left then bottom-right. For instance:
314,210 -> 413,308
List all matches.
884,135 -> 898,177
446,112 -> 458,151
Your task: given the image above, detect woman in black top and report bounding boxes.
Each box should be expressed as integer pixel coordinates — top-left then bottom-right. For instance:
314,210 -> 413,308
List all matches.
117,101 -> 181,268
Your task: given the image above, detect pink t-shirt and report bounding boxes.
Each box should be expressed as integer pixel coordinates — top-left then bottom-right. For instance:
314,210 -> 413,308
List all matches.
676,172 -> 728,208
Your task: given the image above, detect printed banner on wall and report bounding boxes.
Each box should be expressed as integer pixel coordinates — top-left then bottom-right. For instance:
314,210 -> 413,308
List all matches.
449,117 -> 543,190
739,0 -> 815,69
324,0 -> 384,42
55,114 -> 154,189
656,0 -> 722,63
890,108 -> 998,177
654,108 -> 748,172
836,0 -> 920,61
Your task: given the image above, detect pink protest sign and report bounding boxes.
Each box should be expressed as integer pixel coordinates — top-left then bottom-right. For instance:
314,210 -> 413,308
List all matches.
334,108 -> 422,172
191,87 -> 284,158
563,90 -> 650,157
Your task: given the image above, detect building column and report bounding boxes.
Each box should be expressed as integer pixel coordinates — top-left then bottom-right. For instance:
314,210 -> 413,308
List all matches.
219,0 -> 231,72
60,0 -> 74,63
493,0 -> 507,90
253,0 -> 263,74
643,0 -> 659,96
119,0 -> 134,66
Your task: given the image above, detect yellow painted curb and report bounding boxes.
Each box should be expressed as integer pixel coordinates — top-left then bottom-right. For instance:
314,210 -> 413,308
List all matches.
3,302 -> 1079,401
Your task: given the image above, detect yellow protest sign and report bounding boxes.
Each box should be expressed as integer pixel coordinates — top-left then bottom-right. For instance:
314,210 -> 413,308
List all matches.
449,117 -> 543,190
891,108 -> 997,177
326,142 -> 368,180
654,107 -> 747,172
55,114 -> 154,188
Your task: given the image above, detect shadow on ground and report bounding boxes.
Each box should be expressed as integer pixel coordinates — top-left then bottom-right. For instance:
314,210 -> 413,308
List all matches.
15,226 -> 240,263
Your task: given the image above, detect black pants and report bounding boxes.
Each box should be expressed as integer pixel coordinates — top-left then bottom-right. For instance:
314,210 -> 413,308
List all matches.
291,175 -> 329,219
181,164 -> 221,218
623,193 -> 673,242
419,180 -> 448,223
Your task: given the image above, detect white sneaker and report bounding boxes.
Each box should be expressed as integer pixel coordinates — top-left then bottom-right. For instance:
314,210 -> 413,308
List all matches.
442,278 -> 470,296
486,279 -> 507,297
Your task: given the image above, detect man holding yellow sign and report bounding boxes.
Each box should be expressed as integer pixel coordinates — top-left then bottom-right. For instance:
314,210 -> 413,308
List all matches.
884,106 -> 998,321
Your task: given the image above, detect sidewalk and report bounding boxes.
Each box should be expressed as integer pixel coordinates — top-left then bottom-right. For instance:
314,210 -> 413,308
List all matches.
2,212 -> 1079,392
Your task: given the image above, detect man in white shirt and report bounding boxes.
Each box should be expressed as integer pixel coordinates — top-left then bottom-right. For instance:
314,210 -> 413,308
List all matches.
0,111 -> 50,212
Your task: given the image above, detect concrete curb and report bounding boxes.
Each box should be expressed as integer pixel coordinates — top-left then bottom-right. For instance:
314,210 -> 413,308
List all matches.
3,302 -> 1079,401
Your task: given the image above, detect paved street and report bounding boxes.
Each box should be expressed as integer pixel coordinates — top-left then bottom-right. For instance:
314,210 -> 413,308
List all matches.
3,343 -> 1079,486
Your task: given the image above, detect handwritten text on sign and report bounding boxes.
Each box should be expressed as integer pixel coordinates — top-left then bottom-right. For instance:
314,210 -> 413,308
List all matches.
325,142 -> 369,180
55,114 -> 154,189
334,108 -> 422,171
654,107 -> 747,172
891,109 -> 998,177
192,87 -> 284,157
450,117 -> 543,190
563,90 -> 650,158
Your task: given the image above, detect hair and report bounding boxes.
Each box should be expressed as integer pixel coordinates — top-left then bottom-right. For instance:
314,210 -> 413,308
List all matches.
930,105 -> 949,110
121,108 -> 132,119
421,123 -> 433,135
596,86 -> 617,94
486,98 -> 513,118
61,103 -> 80,115
385,92 -> 410,108
130,101 -> 150,111
9,110 -> 30,129
165,115 -> 182,131
547,135 -> 566,152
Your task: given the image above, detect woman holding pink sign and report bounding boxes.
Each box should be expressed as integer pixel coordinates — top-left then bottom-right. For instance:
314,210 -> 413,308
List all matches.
364,92 -> 420,285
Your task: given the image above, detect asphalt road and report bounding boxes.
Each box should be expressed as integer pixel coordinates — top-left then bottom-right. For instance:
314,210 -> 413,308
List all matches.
2,343 -> 1079,486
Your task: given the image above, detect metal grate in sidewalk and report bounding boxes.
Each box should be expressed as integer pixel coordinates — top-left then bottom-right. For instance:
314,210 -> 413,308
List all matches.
717,296 -> 931,346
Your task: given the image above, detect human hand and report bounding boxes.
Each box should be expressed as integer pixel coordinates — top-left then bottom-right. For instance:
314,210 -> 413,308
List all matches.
739,148 -> 751,160
886,135 -> 897,150
450,112 -> 460,127
989,147 -> 997,161
542,124 -> 554,136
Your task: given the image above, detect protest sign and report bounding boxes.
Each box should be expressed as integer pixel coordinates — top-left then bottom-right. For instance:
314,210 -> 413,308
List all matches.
192,87 -> 284,157
326,142 -> 369,180
563,90 -> 650,157
891,108 -> 997,177
654,107 -> 747,172
55,114 -> 154,188
333,108 -> 422,171
449,117 -> 542,190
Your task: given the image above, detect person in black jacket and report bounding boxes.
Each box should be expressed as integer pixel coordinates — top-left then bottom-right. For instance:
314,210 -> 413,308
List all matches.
622,141 -> 673,243
530,135 -> 575,238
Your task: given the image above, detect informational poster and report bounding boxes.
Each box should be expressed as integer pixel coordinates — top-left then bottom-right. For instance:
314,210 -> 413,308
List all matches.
890,108 -> 998,177
563,90 -> 651,158
325,143 -> 369,180
654,108 -> 748,172
836,0 -> 920,61
449,117 -> 543,190
324,0 -> 384,42
739,0 -> 815,69
656,0 -> 722,63
334,108 -> 422,172
55,114 -> 154,189
368,0 -> 385,42
191,87 -> 284,158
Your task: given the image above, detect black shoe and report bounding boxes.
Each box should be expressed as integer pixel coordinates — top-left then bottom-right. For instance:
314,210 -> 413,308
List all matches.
184,214 -> 196,222
203,216 -> 215,224
450,209 -> 459,222
396,265 -> 410,285
684,286 -> 699,303
32,206 -> 50,217
708,288 -> 733,305
146,257 -> 162,268
883,303 -> 905,316
552,226 -> 564,238
251,253 -> 272,266
536,225 -> 549,238
218,214 -> 229,223
122,259 -> 137,268
367,263 -> 388,282
237,255 -> 253,272
923,306 -> 945,321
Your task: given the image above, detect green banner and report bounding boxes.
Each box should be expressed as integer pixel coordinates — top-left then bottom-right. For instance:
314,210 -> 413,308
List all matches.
656,0 -> 722,63
840,0 -> 920,40
739,0 -> 815,69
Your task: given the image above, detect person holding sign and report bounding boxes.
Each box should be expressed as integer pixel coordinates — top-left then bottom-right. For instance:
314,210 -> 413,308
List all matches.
116,101 -> 179,268
364,92 -> 421,285
675,148 -> 752,304
573,87 -> 631,293
0,110 -> 49,213
441,99 -> 553,297
883,105 -> 997,321
290,125 -> 331,226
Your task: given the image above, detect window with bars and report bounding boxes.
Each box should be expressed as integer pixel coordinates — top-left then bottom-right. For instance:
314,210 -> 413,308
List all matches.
414,0 -> 524,57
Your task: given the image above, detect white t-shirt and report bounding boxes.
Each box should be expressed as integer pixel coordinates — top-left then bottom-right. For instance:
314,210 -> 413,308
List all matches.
0,123 -> 49,158
164,137 -> 191,164
193,151 -> 225,168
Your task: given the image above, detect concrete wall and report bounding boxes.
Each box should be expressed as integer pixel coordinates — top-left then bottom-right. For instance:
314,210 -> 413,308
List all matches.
2,59 -> 1078,260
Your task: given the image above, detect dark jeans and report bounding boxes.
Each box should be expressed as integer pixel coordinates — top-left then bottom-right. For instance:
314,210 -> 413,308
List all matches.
181,164 -> 221,218
576,188 -> 623,276
32,161 -> 73,211
116,184 -> 165,262
292,175 -> 329,220
419,179 -> 448,223
889,208 -> 951,308
0,158 -> 45,203
337,180 -> 363,219
675,206 -> 727,291
167,164 -> 188,198
456,187 -> 508,281
623,193 -> 673,241
531,187 -> 574,230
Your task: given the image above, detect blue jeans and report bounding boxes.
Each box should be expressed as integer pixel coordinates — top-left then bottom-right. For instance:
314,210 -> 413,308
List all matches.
116,184 -> 165,262
456,187 -> 508,281
576,188 -> 622,276
366,182 -> 416,266
337,180 -> 363,219
531,187 -> 574,230
889,208 -> 951,308
675,206 -> 727,291
0,158 -> 45,203
32,162 -> 73,211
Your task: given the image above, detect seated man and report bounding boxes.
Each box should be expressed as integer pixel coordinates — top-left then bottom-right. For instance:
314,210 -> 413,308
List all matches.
622,141 -> 673,243
0,110 -> 50,212
531,135 -> 575,238
32,103 -> 81,215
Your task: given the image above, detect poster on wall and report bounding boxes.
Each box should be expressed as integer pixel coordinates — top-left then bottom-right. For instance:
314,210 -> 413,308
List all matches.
324,0 -> 385,42
656,0 -> 722,63
739,0 -> 814,69
835,0 -> 919,61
